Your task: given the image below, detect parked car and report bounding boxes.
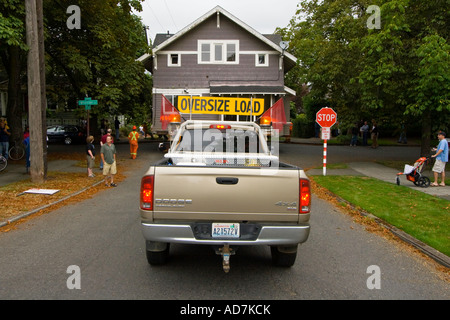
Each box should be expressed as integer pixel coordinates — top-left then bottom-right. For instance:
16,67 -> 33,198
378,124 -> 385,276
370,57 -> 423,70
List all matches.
47,125 -> 86,145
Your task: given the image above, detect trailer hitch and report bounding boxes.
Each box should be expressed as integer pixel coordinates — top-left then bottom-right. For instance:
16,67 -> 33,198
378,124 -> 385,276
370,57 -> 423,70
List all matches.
217,244 -> 235,273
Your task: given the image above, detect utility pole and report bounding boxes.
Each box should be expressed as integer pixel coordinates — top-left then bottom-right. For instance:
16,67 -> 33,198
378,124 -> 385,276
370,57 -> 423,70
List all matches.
37,0 -> 47,178
25,0 -> 47,183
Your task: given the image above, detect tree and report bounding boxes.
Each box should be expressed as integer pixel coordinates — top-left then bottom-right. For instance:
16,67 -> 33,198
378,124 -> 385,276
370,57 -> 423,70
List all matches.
279,0 -> 379,129
281,0 -> 450,152
44,0 -> 150,132
0,0 -> 27,147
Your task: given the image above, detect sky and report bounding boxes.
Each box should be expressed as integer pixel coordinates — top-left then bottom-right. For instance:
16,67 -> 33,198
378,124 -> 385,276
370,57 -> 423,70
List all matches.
135,0 -> 300,43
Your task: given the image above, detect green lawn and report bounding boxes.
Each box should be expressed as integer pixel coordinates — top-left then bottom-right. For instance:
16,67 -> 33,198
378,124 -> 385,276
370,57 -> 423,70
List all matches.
312,175 -> 450,256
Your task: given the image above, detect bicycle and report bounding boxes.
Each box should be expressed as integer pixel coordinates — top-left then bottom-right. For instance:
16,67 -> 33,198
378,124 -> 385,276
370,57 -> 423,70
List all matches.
9,140 -> 26,161
0,155 -> 7,172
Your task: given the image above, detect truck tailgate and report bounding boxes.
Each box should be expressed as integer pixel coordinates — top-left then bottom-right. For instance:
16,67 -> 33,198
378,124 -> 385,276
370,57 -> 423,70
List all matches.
152,166 -> 300,222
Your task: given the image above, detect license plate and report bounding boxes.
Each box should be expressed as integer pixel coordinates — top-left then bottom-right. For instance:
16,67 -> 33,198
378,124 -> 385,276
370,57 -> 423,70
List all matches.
212,223 -> 240,238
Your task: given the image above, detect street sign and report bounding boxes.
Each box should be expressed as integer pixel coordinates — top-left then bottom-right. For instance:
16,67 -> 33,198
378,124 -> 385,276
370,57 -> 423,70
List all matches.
78,97 -> 98,136
315,107 -> 337,176
78,97 -> 98,109
316,107 -> 337,128
321,127 -> 331,140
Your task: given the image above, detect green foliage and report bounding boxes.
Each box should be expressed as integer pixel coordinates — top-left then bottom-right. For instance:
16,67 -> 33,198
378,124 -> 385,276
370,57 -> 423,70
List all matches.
291,114 -> 313,138
281,0 -> 450,144
0,0 -> 26,49
44,0 -> 151,121
313,175 -> 450,256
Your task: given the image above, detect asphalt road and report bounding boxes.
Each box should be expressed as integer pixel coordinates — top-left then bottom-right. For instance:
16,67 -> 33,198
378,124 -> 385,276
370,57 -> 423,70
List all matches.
0,142 -> 448,300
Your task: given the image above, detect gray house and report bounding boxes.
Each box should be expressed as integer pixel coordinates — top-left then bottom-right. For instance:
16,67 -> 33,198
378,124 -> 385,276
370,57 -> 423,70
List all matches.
138,6 -> 297,135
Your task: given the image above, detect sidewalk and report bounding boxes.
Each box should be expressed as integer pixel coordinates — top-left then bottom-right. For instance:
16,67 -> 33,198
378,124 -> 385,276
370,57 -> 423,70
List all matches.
307,162 -> 450,201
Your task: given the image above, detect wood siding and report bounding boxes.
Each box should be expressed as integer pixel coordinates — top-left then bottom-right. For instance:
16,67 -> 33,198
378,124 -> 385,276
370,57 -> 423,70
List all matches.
151,13 -> 289,132
153,15 -> 283,89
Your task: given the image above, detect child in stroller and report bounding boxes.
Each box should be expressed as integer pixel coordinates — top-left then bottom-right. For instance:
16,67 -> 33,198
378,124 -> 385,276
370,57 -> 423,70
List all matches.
396,157 -> 431,188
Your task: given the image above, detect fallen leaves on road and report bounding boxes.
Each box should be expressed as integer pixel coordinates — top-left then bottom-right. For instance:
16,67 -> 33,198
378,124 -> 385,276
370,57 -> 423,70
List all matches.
0,153 -> 134,232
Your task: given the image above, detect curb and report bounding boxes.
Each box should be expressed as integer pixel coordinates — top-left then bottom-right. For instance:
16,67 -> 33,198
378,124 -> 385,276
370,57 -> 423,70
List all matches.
324,189 -> 450,269
0,179 -> 105,228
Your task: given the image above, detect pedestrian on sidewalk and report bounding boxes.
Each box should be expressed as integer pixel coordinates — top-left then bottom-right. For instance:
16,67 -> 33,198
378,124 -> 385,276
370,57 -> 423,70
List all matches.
398,122 -> 407,144
24,134 -> 30,173
371,120 -> 379,149
101,135 -> 117,187
114,116 -> 121,141
0,118 -> 11,160
128,126 -> 139,159
350,122 -> 359,146
100,128 -> 113,170
431,131 -> 448,187
360,121 -> 369,146
86,135 -> 96,178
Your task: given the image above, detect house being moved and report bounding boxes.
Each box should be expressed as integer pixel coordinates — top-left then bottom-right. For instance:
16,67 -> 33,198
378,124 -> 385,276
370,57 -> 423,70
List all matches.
138,5 -> 297,136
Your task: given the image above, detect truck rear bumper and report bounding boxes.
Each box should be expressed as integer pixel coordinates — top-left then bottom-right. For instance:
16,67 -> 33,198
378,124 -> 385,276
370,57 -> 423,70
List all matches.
141,222 -> 310,246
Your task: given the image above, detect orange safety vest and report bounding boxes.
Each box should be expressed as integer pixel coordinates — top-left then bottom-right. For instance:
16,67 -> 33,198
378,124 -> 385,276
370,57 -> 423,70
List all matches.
128,131 -> 138,141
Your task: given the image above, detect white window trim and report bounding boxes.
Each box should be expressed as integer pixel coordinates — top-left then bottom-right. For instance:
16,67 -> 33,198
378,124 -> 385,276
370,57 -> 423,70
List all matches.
198,40 -> 239,64
255,53 -> 269,67
167,53 -> 181,67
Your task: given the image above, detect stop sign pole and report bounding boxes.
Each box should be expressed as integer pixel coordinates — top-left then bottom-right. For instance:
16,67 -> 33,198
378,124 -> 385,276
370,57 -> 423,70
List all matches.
316,107 -> 337,176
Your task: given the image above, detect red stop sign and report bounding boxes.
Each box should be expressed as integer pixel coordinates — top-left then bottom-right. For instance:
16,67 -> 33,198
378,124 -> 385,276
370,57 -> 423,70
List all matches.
316,107 -> 337,128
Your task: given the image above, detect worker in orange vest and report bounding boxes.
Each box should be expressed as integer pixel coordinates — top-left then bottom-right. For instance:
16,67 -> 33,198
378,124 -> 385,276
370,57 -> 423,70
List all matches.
128,126 -> 139,159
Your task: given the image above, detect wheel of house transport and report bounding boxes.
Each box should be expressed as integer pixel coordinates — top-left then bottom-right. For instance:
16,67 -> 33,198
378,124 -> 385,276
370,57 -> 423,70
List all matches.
271,246 -> 297,267
396,176 -> 400,186
146,245 -> 170,265
417,176 -> 431,188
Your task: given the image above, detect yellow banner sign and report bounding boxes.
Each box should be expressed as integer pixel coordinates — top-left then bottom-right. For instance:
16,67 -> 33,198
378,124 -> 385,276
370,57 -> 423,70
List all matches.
177,96 -> 264,116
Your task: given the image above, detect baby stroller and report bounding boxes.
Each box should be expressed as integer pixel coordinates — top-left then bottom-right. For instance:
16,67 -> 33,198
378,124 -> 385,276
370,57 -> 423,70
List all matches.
396,157 -> 431,188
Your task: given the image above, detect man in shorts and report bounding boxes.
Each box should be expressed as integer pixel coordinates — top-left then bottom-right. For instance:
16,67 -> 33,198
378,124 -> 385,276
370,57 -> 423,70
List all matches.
431,131 -> 448,186
101,135 -> 117,187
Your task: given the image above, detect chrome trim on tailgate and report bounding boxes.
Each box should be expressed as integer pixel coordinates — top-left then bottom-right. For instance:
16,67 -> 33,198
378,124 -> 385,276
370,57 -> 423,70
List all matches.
141,223 -> 310,245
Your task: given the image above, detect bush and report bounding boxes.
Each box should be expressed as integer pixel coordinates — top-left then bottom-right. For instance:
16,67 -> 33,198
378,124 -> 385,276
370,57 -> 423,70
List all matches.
292,114 -> 314,138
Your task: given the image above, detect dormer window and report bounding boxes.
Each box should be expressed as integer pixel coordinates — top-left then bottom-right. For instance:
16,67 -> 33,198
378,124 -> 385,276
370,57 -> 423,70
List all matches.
168,53 -> 181,67
256,53 -> 268,67
198,40 -> 239,64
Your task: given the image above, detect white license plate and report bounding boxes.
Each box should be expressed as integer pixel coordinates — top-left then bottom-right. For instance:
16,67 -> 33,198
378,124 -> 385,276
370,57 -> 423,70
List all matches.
212,223 -> 240,238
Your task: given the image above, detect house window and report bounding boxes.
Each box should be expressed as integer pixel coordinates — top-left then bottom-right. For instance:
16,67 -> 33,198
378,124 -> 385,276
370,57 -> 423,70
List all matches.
198,40 -> 239,64
227,43 -> 236,62
256,53 -> 268,67
214,44 -> 223,62
168,53 -> 181,67
201,43 -> 210,62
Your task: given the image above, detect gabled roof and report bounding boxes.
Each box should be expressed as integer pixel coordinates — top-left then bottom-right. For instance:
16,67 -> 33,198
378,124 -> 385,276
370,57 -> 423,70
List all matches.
138,6 -> 297,71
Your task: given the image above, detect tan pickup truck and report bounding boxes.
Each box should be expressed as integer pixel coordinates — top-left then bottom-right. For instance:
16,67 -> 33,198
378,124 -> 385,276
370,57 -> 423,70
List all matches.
139,120 -> 311,272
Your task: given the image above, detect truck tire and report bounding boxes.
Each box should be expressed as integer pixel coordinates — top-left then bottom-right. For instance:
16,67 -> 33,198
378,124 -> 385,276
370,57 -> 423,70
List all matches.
146,243 -> 170,265
271,246 -> 297,267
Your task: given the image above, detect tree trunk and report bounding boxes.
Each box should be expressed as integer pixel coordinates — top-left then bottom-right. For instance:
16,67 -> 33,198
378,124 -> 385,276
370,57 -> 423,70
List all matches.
25,0 -> 46,183
5,46 -> 23,148
37,0 -> 47,179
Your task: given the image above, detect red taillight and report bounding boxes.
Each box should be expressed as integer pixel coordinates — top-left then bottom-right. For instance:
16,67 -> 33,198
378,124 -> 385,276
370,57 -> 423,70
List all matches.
210,124 -> 231,130
299,179 -> 311,213
140,175 -> 154,211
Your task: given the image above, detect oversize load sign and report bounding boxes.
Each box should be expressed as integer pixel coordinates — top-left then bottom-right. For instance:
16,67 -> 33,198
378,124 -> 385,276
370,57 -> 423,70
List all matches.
178,96 -> 264,116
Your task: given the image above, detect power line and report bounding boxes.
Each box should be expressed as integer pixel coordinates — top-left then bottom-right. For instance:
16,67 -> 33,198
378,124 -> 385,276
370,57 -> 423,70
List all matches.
145,1 -> 165,32
163,0 -> 178,31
